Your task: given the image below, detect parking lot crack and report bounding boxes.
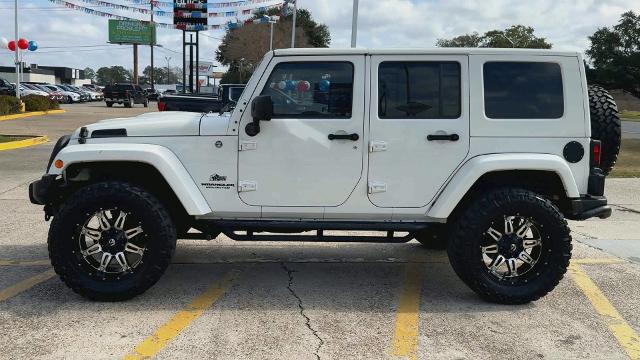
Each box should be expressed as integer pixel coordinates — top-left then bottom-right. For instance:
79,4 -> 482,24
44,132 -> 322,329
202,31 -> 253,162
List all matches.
281,262 -> 324,360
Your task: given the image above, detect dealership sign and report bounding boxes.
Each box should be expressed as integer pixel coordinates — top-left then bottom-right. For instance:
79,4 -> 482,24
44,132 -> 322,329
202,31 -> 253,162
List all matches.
108,20 -> 156,45
174,0 -> 208,31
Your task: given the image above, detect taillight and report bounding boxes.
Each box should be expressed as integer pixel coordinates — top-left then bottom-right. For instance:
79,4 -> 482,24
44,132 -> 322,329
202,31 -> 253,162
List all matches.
158,101 -> 166,111
591,140 -> 602,168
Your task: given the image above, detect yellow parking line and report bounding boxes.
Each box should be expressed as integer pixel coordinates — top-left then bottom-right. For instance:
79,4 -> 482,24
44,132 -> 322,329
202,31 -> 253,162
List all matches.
0,135 -> 48,151
573,258 -> 626,265
392,261 -> 427,360
569,264 -> 640,359
123,270 -> 241,360
0,268 -> 56,302
0,259 -> 50,266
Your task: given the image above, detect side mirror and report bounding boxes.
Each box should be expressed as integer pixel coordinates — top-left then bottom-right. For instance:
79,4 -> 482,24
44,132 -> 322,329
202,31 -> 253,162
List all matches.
246,95 -> 273,136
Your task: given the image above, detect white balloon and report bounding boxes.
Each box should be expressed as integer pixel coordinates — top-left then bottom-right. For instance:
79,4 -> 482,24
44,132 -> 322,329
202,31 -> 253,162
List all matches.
0,37 -> 8,49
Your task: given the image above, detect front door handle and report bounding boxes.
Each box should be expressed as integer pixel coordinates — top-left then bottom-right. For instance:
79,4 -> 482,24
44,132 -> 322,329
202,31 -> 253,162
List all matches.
328,133 -> 359,141
427,133 -> 459,141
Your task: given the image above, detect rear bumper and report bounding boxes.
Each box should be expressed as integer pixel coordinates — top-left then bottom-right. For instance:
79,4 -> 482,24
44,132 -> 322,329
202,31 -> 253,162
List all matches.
567,195 -> 611,220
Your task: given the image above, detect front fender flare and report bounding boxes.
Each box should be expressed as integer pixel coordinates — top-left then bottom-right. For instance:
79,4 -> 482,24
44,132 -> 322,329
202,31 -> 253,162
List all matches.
49,143 -> 212,216
427,153 -> 580,219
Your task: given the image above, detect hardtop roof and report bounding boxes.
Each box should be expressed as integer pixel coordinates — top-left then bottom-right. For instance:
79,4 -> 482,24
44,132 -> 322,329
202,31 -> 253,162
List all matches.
273,47 -> 580,57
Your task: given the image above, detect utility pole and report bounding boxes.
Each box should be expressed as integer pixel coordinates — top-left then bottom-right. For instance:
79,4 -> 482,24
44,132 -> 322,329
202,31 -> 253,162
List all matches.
351,0 -> 359,48
150,0 -> 155,90
14,0 -> 20,100
290,0 -> 297,48
165,56 -> 171,85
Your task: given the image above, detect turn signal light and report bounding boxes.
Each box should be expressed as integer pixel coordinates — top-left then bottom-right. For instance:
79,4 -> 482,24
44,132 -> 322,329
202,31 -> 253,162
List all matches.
54,159 -> 64,169
158,101 -> 166,111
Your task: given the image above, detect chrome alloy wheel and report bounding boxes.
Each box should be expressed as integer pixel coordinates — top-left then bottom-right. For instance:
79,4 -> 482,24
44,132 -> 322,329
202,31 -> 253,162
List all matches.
77,209 -> 147,275
481,215 -> 543,279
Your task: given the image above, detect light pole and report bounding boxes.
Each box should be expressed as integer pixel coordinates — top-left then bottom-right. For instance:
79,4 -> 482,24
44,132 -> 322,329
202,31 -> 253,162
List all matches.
150,0 -> 155,90
14,0 -> 20,100
290,0 -> 297,48
266,15 -> 279,51
165,56 -> 171,84
351,0 -> 359,48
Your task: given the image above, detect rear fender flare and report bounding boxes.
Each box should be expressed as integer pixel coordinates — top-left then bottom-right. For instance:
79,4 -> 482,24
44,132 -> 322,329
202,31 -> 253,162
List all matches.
427,153 -> 580,219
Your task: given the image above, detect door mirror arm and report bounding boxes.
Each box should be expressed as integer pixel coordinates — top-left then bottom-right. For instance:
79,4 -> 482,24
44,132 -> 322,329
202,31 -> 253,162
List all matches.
246,95 -> 273,136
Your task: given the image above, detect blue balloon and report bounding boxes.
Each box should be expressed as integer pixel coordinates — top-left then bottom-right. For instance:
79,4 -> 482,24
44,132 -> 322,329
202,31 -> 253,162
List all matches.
285,80 -> 296,91
319,79 -> 330,92
28,40 -> 37,51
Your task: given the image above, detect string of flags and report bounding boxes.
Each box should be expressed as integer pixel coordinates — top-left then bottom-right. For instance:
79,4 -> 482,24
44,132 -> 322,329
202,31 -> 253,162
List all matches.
46,0 -> 285,29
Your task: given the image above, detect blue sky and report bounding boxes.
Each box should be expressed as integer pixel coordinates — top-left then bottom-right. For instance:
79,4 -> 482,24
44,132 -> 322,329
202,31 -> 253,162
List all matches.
0,0 -> 639,71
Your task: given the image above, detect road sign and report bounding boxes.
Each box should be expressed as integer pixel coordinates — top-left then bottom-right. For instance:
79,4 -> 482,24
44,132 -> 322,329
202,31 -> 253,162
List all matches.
108,20 -> 157,45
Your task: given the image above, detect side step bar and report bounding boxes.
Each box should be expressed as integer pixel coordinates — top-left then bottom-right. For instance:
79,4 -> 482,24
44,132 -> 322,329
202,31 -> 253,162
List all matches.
186,220 -> 431,243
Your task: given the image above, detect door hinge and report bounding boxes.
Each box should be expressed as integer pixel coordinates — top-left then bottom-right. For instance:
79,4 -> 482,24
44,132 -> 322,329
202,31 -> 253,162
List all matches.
239,140 -> 257,151
369,140 -> 388,153
238,181 -> 257,192
368,181 -> 387,194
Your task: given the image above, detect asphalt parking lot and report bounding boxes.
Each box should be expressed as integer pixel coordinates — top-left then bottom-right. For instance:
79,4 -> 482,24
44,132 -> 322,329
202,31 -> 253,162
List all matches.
0,103 -> 639,359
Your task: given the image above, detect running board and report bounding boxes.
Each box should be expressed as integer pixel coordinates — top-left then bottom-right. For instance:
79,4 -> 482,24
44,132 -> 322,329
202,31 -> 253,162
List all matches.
186,220 -> 431,243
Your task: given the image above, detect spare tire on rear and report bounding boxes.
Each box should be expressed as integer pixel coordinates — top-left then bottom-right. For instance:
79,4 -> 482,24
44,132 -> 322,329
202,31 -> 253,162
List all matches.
588,85 -> 621,175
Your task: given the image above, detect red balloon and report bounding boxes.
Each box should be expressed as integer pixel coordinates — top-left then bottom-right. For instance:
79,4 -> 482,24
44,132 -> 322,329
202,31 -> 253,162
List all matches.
18,38 -> 29,50
8,41 -> 16,51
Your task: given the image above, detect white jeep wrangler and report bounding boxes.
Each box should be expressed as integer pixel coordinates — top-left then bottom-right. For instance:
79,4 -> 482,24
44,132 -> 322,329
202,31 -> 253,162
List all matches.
30,48 -> 621,304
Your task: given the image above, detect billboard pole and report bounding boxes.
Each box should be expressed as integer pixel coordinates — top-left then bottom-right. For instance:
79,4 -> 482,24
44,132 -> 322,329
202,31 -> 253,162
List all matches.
182,30 -> 186,93
133,44 -> 138,84
196,31 -> 200,93
150,0 -> 154,90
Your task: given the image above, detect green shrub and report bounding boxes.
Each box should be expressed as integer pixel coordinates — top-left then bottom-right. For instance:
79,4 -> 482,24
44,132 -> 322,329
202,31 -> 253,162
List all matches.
0,95 -> 21,115
48,98 -> 60,110
23,94 -> 56,112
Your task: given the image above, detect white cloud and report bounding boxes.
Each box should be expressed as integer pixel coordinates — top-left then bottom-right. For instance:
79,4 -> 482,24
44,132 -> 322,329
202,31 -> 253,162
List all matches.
0,0 -> 638,71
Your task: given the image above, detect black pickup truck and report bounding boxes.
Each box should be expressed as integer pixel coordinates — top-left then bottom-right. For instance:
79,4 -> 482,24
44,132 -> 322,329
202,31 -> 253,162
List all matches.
157,84 -> 245,113
104,83 -> 148,108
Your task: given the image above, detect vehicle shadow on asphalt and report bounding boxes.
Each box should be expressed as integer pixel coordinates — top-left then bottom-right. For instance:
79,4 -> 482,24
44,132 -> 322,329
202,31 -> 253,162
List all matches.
0,241 -> 534,314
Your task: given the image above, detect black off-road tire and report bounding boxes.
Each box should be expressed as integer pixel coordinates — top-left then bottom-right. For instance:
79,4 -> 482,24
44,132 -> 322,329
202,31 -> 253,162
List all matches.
447,188 -> 572,304
106,102 -> 113,108
414,224 -> 448,249
48,181 -> 176,301
143,99 -> 149,108
588,85 -> 621,175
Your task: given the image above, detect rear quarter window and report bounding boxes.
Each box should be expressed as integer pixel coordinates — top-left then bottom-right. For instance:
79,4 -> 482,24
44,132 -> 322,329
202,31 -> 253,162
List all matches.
483,62 -> 564,119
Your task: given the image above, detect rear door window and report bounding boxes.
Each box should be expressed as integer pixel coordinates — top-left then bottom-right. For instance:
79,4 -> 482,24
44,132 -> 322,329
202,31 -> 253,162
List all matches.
378,61 -> 461,119
483,62 -> 564,119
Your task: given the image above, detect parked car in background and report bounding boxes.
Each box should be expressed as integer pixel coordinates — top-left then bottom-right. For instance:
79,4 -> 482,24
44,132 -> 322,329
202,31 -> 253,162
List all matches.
57,85 -> 90,103
144,88 -> 160,101
27,83 -> 65,103
103,83 -> 148,108
19,84 -> 49,98
75,86 -> 103,101
0,77 -> 16,96
157,84 -> 245,113
82,84 -> 103,93
44,85 -> 81,104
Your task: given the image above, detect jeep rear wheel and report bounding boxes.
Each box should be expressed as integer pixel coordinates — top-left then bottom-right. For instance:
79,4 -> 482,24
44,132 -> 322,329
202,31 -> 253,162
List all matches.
588,85 -> 621,175
48,181 -> 176,301
447,188 -> 571,304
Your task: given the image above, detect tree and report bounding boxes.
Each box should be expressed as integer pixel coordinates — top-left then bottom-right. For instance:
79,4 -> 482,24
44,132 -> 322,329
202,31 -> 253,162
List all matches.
586,11 -> 640,96
216,7 -> 330,83
83,67 -> 96,83
437,25 -> 552,49
142,66 -> 167,85
95,66 -> 131,85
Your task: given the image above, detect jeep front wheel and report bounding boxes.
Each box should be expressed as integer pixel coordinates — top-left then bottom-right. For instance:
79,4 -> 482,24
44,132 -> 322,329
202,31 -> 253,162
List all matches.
447,188 -> 571,304
48,181 -> 176,301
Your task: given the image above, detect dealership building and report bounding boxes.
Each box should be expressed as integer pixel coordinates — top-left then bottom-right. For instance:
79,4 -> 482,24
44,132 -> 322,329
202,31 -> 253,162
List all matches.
0,65 -> 90,86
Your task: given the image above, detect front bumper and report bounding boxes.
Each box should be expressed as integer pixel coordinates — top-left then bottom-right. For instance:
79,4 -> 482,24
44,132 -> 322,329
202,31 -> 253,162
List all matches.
29,174 -> 58,206
567,195 -> 611,220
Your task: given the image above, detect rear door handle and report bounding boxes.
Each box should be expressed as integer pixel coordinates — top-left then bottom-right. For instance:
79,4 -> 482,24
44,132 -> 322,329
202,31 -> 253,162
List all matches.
427,133 -> 459,141
328,133 -> 359,141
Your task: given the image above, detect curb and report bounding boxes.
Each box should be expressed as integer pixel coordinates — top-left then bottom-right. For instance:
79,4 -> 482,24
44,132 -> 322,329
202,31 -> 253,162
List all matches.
0,109 -> 66,122
0,135 -> 49,151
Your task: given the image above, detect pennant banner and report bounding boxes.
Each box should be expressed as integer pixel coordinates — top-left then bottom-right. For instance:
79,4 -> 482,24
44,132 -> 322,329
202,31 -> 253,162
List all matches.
46,0 -> 284,30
